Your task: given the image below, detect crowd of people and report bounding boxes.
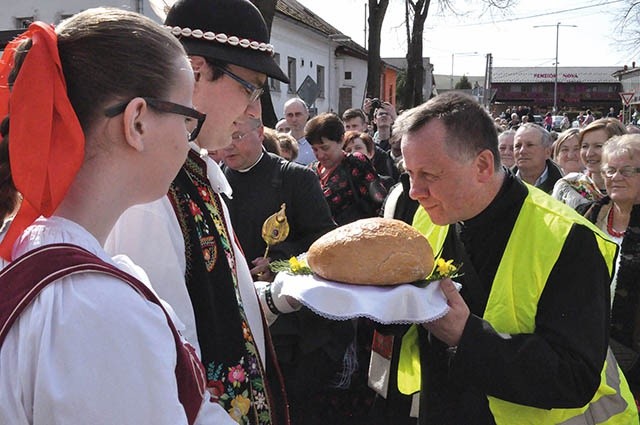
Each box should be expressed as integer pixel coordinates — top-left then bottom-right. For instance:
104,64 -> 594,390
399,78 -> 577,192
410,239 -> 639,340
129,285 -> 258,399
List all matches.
0,0 -> 639,424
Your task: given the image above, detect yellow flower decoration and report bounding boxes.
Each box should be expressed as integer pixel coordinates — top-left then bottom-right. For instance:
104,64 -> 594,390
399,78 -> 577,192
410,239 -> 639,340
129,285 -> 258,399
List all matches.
270,256 -> 313,275
290,256 -> 303,273
428,257 -> 462,281
436,258 -> 457,275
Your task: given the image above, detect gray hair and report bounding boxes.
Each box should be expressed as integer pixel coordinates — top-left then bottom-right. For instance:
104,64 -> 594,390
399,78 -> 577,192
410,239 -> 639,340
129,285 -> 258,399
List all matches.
284,97 -> 307,110
516,123 -> 553,148
602,134 -> 640,164
498,129 -> 516,142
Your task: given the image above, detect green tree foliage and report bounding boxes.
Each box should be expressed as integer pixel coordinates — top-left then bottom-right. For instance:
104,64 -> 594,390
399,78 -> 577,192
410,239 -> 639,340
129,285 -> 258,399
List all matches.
455,75 -> 472,90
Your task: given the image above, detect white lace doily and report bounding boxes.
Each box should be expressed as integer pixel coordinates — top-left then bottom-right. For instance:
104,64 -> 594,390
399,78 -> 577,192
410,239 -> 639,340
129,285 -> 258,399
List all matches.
277,273 -> 458,324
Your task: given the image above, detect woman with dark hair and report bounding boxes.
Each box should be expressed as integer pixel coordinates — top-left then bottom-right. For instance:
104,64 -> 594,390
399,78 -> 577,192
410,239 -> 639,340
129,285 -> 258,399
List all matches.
343,130 -> 375,158
306,113 -> 387,225
0,125 -> 19,268
0,8 -> 236,424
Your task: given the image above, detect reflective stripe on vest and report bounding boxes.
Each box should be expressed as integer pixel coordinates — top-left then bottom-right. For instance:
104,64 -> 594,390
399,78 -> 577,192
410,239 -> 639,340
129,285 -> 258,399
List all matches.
559,349 -> 631,425
404,186 -> 638,424
486,187 -> 635,424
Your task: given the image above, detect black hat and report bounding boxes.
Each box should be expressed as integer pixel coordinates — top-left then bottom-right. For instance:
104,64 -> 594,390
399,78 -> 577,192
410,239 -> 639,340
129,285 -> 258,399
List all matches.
165,0 -> 289,83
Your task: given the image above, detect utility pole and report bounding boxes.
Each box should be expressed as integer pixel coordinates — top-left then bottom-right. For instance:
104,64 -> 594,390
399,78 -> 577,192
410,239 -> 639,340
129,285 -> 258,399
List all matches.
533,22 -> 577,113
364,2 -> 368,50
483,53 -> 493,108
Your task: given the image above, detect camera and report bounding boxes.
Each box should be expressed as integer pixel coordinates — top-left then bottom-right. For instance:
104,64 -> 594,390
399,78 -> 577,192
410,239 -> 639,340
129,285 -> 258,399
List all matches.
371,98 -> 382,110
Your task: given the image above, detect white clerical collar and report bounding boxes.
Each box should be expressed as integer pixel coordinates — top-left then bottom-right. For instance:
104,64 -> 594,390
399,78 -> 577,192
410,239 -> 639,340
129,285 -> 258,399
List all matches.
238,151 -> 264,173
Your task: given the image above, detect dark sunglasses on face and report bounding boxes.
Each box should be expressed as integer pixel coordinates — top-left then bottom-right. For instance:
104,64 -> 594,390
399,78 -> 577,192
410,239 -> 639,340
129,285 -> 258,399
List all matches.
104,97 -> 206,142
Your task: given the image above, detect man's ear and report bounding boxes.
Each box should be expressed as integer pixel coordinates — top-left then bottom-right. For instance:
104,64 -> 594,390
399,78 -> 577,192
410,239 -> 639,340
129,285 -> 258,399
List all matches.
122,98 -> 147,152
476,149 -> 496,183
190,56 -> 206,78
256,125 -> 265,141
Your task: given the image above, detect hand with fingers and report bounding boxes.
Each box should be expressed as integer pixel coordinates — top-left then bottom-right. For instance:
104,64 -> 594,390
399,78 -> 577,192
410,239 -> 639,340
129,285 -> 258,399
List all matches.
422,278 -> 470,347
251,256 -> 274,281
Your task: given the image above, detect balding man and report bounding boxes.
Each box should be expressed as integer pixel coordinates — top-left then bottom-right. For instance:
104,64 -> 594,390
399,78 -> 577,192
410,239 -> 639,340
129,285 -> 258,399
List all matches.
284,98 -> 314,164
513,123 -> 563,193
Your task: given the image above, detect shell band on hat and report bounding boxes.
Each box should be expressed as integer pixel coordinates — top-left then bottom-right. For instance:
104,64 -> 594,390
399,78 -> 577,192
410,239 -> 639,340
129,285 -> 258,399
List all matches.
166,26 -> 274,56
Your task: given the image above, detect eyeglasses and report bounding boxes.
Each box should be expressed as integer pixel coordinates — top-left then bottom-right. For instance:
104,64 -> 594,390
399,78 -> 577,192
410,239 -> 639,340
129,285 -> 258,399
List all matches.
104,97 -> 206,142
231,122 -> 262,142
601,166 -> 640,178
218,67 -> 264,103
231,131 -> 254,142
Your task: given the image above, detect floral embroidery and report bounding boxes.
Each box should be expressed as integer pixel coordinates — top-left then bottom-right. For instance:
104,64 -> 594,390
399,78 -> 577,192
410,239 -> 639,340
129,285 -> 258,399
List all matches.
253,391 -> 267,410
180,154 -> 273,425
228,365 -> 246,386
229,395 -> 251,422
188,199 -> 204,222
242,321 -> 253,343
206,380 -> 225,402
312,152 -> 387,220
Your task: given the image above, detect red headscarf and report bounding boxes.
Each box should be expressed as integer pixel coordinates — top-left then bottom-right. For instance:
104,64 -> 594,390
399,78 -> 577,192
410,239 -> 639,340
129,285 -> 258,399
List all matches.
0,22 -> 84,260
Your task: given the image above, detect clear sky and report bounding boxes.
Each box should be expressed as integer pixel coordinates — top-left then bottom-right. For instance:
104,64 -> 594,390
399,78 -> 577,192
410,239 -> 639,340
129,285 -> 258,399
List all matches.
297,0 -> 636,77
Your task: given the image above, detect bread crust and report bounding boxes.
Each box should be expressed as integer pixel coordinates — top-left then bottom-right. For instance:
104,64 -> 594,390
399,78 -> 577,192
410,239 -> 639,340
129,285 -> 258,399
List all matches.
307,217 -> 434,285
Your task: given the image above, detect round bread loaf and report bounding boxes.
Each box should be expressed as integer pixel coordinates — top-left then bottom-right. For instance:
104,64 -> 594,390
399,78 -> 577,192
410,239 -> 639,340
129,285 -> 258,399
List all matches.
307,217 -> 434,285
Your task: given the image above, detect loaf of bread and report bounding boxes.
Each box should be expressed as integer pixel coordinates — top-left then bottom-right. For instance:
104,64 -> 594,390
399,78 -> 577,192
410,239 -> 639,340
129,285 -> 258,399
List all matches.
307,217 -> 434,285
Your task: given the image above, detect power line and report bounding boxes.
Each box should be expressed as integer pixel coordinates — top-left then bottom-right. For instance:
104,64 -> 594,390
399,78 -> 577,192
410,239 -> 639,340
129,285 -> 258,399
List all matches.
446,0 -> 626,28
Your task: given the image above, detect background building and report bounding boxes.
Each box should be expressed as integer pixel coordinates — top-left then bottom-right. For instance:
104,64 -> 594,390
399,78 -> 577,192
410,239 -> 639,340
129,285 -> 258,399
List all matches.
1,0 -> 396,119
491,66 -> 621,115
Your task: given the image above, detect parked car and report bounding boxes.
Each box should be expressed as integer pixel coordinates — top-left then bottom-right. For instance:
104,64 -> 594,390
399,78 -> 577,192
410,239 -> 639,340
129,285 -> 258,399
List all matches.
533,115 -> 543,125
552,115 -> 565,131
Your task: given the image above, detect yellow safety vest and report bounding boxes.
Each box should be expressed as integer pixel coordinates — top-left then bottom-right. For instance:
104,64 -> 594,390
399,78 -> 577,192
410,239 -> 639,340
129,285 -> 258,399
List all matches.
400,185 -> 638,424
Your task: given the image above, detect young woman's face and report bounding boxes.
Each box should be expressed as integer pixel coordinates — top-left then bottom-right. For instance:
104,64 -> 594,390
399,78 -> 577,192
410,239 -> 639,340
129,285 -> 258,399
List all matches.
145,55 -> 196,200
580,129 -> 609,174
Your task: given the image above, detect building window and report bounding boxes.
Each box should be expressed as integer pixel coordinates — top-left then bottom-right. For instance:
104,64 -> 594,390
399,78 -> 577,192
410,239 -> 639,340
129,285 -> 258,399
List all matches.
269,53 -> 281,92
345,71 -> 352,80
15,16 -> 33,28
317,65 -> 325,98
287,57 -> 297,94
510,84 -> 521,93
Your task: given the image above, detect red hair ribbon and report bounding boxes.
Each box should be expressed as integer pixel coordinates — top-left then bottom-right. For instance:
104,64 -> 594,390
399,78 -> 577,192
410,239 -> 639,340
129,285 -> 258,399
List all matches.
0,22 -> 85,260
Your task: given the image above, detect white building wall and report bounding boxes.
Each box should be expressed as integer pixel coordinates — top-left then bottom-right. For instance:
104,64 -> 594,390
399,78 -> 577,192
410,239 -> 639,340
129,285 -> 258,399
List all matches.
270,16 -> 331,118
339,55 -> 367,110
269,15 -> 367,118
1,1 -> 153,28
620,71 -> 640,105
2,1 -> 368,120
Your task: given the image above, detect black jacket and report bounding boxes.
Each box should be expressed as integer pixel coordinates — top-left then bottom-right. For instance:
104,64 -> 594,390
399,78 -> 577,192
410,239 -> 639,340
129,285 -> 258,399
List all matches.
223,152 -> 336,262
381,172 -> 610,425
581,198 -> 640,395
511,158 -> 564,194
